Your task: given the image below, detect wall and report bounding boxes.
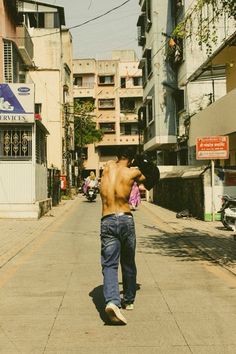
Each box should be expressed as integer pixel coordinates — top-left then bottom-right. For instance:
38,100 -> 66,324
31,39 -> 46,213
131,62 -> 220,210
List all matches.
0,0 -> 18,82
189,88 -> 236,146
153,176 -> 204,219
35,163 -> 48,201
0,162 -> 34,203
29,70 -> 62,169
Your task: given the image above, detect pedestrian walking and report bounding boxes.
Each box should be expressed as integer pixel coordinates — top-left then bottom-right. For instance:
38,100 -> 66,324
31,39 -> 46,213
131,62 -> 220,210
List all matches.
129,181 -> 141,211
99,148 -> 159,325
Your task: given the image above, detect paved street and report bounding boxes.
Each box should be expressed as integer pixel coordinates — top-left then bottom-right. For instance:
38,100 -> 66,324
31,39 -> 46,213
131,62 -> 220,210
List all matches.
1,196 -> 236,353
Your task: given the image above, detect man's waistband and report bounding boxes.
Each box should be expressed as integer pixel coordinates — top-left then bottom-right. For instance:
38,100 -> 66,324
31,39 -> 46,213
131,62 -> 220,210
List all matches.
101,212 -> 133,221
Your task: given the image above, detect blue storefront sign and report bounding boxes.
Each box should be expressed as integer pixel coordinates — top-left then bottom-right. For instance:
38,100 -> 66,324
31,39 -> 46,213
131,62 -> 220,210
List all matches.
0,83 -> 34,123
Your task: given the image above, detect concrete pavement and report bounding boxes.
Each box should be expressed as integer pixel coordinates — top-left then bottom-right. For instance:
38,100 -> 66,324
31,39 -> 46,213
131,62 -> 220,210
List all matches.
0,196 -> 236,353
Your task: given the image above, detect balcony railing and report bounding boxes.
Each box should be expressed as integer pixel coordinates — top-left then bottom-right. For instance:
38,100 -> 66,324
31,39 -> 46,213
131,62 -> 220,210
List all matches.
16,25 -> 34,66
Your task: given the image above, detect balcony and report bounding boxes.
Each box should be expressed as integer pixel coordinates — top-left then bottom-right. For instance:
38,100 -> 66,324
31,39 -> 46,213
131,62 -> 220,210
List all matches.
73,86 -> 95,98
137,13 -> 146,47
16,25 -> 34,66
96,134 -> 139,146
96,134 -> 117,146
118,135 -> 139,145
118,87 -> 143,97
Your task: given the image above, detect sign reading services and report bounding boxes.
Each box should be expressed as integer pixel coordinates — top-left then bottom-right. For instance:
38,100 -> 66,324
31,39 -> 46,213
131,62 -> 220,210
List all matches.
196,136 -> 229,160
0,83 -> 34,123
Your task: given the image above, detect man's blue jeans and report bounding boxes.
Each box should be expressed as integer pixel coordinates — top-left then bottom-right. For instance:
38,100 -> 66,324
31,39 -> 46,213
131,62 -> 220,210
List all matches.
100,214 -> 137,307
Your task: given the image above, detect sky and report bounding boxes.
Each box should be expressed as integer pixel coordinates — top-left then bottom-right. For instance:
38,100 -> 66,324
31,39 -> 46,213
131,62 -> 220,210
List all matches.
42,0 -> 141,59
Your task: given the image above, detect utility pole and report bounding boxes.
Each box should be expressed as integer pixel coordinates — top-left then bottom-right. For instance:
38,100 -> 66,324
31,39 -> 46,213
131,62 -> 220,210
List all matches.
64,103 -> 72,197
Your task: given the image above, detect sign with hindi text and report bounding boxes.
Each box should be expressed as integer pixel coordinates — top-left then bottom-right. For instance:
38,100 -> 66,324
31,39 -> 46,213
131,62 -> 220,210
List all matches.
196,136 -> 229,160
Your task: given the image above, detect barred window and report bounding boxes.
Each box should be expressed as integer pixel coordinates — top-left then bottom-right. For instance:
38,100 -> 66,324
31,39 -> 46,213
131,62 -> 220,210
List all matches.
0,125 -> 32,160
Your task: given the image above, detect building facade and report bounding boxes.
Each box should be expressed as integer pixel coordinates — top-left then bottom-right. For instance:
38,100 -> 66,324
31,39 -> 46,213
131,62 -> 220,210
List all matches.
18,0 -> 74,178
137,0 -> 234,166
73,50 -> 143,177
137,0 -> 178,165
0,0 -> 50,218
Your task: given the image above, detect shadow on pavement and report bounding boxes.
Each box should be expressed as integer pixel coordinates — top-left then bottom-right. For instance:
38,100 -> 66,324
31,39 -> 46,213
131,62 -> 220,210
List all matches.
89,283 -> 141,325
138,225 -> 236,266
89,285 -> 108,324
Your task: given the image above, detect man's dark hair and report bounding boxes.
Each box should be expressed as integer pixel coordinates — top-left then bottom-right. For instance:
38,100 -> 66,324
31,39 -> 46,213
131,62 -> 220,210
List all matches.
116,147 -> 135,161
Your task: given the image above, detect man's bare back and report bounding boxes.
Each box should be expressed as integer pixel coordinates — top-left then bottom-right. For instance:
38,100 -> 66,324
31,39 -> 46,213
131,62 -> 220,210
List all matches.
100,160 -> 144,217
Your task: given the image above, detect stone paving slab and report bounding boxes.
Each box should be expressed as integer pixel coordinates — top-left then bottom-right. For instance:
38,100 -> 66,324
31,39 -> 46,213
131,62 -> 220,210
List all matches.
0,198 -> 77,269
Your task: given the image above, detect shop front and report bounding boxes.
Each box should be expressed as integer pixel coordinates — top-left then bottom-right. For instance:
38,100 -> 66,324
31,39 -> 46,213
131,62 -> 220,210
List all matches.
0,83 -> 51,218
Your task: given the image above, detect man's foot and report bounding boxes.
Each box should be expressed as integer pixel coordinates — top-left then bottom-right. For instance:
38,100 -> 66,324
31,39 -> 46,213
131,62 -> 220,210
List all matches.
124,303 -> 134,310
121,299 -> 134,310
105,302 -> 127,325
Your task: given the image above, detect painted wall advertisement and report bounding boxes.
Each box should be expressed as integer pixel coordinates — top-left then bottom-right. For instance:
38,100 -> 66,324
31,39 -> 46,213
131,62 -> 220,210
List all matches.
0,83 -> 35,123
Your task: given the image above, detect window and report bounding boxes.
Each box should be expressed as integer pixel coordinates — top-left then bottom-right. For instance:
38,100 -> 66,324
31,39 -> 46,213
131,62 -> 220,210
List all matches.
73,76 -> 82,86
99,123 -> 115,134
98,99 -> 115,109
120,98 -> 136,112
73,74 -> 94,88
146,98 -> 154,124
146,49 -> 152,77
27,12 -> 60,28
64,64 -> 71,85
120,123 -> 138,136
36,126 -> 46,164
137,13 -> 146,47
35,103 -> 42,114
141,48 -> 152,85
120,77 -> 126,88
74,98 -> 95,106
0,125 -> 32,160
4,40 -> 25,83
146,0 -> 152,31
133,76 -> 142,86
98,75 -> 114,85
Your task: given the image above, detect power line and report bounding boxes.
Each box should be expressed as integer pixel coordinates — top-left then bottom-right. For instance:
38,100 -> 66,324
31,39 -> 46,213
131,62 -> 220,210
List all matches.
30,0 -> 131,38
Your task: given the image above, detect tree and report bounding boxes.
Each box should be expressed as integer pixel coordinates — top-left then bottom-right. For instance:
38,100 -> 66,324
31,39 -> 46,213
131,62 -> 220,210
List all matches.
171,0 -> 236,56
74,100 -> 103,183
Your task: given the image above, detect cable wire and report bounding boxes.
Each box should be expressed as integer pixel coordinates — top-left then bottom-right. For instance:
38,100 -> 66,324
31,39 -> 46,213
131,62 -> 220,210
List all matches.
30,0 -> 131,38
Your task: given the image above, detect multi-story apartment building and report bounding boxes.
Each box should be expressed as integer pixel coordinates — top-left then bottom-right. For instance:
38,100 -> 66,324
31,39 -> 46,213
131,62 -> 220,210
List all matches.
18,0 -> 74,177
137,0 -> 178,165
0,0 -> 50,218
137,0 -> 234,166
73,50 -> 143,177
172,1 -> 236,166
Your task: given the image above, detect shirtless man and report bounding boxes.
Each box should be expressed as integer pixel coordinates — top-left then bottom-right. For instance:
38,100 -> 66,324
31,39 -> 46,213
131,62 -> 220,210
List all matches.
100,149 -> 146,325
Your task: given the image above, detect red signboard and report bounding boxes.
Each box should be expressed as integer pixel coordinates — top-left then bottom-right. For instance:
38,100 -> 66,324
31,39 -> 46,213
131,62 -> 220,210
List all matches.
196,136 -> 229,160
60,176 -> 67,190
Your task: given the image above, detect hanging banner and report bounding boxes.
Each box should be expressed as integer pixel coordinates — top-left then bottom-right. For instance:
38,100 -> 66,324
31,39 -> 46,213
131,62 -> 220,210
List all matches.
0,83 -> 35,123
196,136 -> 229,160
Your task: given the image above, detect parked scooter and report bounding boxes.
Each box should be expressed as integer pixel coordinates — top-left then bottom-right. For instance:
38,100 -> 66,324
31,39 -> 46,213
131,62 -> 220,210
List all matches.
218,195 -> 236,232
86,186 -> 97,202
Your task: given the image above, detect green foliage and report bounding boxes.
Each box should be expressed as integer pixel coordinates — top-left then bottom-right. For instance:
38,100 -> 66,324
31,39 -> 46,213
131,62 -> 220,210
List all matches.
74,101 -> 103,147
172,0 -> 236,56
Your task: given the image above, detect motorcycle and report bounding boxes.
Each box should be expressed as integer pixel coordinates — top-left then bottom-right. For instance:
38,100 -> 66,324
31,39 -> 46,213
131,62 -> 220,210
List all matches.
86,186 -> 97,202
218,195 -> 236,232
